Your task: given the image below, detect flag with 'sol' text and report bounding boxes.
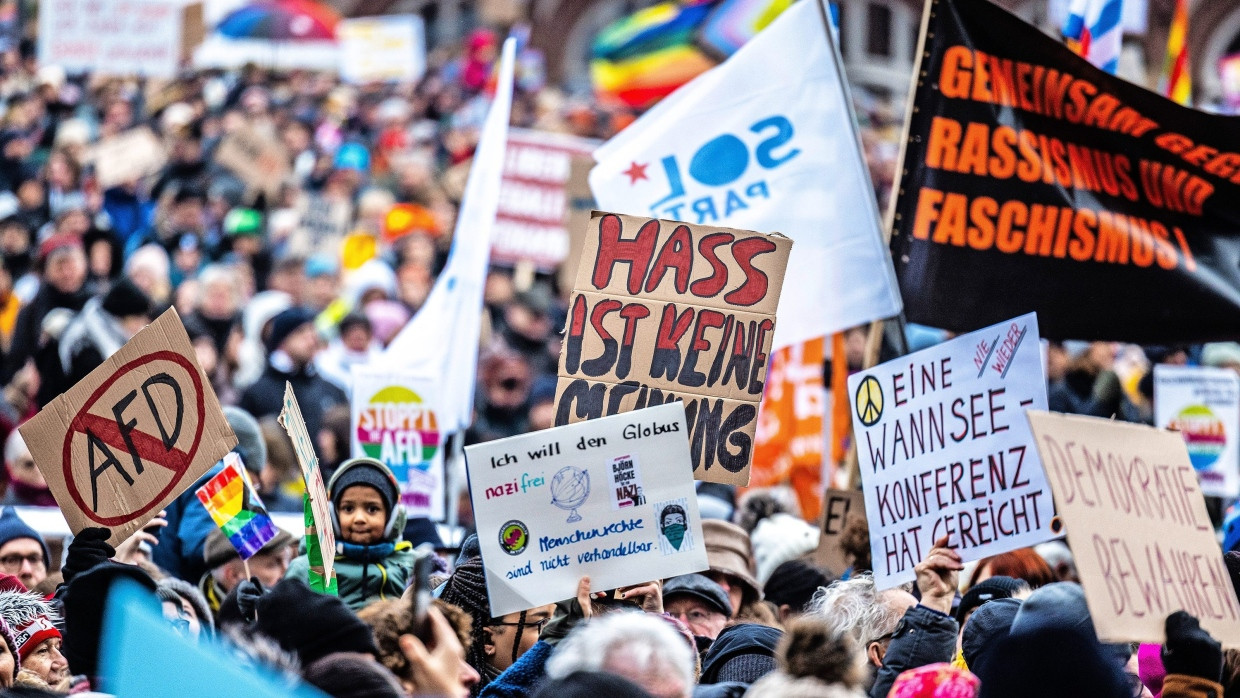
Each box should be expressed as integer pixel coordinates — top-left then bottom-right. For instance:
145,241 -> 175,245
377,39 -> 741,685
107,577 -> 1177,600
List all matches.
589,0 -> 901,351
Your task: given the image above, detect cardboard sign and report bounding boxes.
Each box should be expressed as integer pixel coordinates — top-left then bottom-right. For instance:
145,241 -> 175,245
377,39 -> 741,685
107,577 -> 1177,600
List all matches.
553,212 -> 792,486
493,129 -> 599,271
465,402 -> 708,616
278,384 -> 336,590
89,128 -> 168,189
850,312 -> 1055,588
38,0 -> 181,78
214,127 -> 290,201
350,367 -> 444,520
19,309 -> 236,547
337,15 -> 426,84
1154,365 -> 1240,498
813,488 -> 865,577
295,195 -> 351,257
1027,411 -> 1240,646
557,154 -> 596,294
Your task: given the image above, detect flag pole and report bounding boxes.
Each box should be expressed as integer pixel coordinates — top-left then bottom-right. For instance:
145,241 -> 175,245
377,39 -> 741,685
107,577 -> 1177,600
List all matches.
817,0 -> 932,487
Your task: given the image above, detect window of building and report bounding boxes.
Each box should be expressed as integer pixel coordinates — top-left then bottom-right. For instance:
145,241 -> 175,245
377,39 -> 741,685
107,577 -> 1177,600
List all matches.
867,2 -> 892,57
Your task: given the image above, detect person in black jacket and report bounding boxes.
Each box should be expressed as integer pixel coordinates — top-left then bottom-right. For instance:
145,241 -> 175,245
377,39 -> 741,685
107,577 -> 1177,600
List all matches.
868,536 -> 962,698
2,234 -> 89,402
239,306 -> 346,460
57,278 -> 151,390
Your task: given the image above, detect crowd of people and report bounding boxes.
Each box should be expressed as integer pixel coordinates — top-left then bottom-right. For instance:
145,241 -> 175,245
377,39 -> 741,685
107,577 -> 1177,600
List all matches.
0,9 -> 1230,698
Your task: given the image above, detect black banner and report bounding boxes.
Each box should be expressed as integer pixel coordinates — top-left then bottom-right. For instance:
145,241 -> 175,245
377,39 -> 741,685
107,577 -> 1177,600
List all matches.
891,0 -> 1240,342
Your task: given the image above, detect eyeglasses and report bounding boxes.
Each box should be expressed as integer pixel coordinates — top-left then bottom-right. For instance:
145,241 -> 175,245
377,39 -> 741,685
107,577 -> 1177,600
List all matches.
0,553 -> 43,569
669,610 -> 722,624
1124,673 -> 1144,698
488,617 -> 550,633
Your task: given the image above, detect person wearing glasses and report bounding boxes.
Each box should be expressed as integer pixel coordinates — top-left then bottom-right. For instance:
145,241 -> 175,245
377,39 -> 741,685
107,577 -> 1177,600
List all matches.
662,573 -> 732,642
0,509 -> 47,591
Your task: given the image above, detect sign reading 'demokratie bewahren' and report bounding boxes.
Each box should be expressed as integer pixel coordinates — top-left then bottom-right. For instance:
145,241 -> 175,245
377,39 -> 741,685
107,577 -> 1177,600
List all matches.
20,308 -> 237,547
850,312 -> 1054,588
466,402 -> 708,617
553,211 -> 792,486
1027,411 -> 1240,646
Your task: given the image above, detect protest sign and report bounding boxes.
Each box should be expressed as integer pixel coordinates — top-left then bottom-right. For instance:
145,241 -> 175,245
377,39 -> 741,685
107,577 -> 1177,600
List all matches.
296,195 -> 352,257
1154,365 -> 1240,498
278,384 -> 336,594
38,0 -> 182,78
19,308 -> 237,547
337,15 -> 426,84
553,211 -> 792,486
350,367 -> 444,520
891,0 -> 1240,342
89,128 -> 168,189
214,126 -> 290,201
493,129 -> 599,271
590,0 -> 902,350
465,402 -> 708,617
752,337 -> 826,518
850,312 -> 1054,588
812,488 -> 865,577
1027,411 -> 1240,646
557,154 -> 596,293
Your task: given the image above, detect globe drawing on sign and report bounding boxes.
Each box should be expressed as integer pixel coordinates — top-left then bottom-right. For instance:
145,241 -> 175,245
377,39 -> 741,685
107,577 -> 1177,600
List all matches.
550,466 -> 590,523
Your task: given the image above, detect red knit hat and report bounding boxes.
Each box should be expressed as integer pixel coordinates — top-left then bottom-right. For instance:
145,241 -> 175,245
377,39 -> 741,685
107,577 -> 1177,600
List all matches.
0,590 -> 60,660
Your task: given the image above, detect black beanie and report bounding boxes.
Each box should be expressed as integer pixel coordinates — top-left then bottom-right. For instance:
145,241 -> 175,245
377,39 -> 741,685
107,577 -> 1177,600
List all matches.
763,559 -> 832,613
254,578 -> 378,666
101,279 -> 151,319
331,459 -> 398,515
62,562 -> 158,678
264,306 -> 317,354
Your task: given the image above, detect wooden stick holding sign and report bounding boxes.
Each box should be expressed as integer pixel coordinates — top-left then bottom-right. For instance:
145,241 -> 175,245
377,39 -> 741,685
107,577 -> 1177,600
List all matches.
278,383 -> 337,595
19,308 -> 237,547
1027,411 -> 1240,647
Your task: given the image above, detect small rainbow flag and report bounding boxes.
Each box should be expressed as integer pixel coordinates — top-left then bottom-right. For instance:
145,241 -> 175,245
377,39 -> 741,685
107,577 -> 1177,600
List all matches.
196,453 -> 279,560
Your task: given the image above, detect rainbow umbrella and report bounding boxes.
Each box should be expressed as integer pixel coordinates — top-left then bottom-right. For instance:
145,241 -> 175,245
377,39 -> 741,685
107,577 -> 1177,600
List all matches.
216,0 -> 340,41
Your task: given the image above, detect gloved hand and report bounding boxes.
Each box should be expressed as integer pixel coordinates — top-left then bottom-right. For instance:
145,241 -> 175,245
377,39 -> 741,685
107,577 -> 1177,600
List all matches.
61,528 -> 115,586
1162,610 -> 1223,682
236,577 -> 266,623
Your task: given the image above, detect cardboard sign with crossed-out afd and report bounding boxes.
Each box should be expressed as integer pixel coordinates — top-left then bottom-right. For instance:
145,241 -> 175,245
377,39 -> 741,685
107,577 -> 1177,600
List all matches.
279,384 -> 337,592
19,309 -> 237,547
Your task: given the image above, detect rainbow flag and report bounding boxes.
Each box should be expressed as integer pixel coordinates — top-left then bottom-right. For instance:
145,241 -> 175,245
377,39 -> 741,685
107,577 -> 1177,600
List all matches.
195,454 -> 278,560
1163,0 -> 1190,105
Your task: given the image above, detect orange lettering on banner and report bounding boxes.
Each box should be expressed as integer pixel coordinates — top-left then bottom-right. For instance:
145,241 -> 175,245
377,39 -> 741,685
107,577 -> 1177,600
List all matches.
750,337 -> 826,520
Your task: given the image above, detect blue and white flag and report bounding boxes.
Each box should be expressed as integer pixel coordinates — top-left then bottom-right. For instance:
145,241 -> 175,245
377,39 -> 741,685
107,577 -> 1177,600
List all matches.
589,0 -> 902,350
1062,0 -> 1123,74
382,38 -> 516,433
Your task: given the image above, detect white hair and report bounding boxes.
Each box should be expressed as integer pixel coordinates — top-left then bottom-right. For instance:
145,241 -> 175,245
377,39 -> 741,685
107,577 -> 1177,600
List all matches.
546,612 -> 694,697
3,431 -> 27,466
805,574 -> 908,647
196,264 -> 241,304
125,244 -> 170,280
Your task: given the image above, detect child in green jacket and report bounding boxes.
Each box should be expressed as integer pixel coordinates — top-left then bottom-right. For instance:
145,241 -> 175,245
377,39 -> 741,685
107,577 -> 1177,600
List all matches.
287,457 -> 414,610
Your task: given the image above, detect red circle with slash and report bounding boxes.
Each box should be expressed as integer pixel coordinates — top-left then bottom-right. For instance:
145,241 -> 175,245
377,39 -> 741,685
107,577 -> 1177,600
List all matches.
61,350 -> 206,525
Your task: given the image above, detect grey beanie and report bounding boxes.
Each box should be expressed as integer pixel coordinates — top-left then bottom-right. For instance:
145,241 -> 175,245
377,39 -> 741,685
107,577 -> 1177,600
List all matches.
223,406 -> 266,474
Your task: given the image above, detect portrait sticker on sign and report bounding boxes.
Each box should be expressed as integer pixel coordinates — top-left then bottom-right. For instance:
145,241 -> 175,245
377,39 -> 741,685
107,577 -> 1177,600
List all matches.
849,312 -> 1055,589
19,308 -> 237,547
1026,411 -> 1240,647
465,402 -> 707,617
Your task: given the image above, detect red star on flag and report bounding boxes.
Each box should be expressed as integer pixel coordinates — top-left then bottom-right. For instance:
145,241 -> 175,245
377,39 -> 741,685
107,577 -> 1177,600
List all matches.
623,161 -> 648,185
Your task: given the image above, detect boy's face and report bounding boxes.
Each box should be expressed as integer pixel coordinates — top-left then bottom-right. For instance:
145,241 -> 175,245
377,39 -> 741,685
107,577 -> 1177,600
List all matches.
337,484 -> 386,545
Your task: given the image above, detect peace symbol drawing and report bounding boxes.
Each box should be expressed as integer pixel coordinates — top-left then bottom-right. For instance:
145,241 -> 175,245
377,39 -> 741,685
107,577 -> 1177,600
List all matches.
854,375 -> 884,427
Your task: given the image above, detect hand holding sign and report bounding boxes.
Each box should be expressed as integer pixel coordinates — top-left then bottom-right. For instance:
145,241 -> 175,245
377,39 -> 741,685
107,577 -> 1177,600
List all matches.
915,536 -> 963,616
20,309 -> 237,547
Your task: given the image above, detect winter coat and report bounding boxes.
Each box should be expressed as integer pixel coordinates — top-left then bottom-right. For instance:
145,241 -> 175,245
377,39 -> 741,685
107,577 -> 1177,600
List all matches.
2,282 -> 89,386
151,462 -> 224,583
870,605 -> 958,698
480,640 -> 553,698
239,359 -> 347,459
285,458 -> 415,611
58,297 -> 129,388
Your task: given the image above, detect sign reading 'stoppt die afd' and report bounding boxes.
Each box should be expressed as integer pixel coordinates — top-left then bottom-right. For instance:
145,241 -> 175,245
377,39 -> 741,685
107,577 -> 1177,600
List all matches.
20,309 -> 237,547
465,402 -> 708,617
1154,365 -> 1240,498
553,211 -> 792,486
849,312 -> 1055,588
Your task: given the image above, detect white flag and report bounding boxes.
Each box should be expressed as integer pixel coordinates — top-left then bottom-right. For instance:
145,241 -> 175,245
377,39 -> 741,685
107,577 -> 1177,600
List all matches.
382,38 -> 516,433
589,0 -> 901,349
